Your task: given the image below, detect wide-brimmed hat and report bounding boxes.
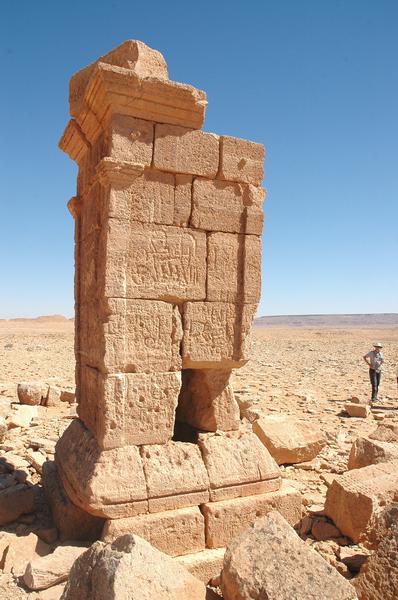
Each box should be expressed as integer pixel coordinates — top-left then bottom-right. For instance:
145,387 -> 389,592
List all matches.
373,342 -> 383,348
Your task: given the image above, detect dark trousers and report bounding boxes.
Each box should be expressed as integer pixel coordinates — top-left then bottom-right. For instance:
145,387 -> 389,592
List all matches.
369,368 -> 381,401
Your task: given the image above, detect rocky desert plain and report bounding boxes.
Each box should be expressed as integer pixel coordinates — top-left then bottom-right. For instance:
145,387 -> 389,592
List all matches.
0,315 -> 397,599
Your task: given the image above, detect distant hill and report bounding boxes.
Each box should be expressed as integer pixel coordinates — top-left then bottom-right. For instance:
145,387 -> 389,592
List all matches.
0,314 -> 70,323
254,313 -> 398,328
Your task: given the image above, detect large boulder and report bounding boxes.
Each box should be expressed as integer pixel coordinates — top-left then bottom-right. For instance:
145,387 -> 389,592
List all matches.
61,534 -> 207,600
347,436 -> 398,470
17,382 -> 48,405
253,414 -> 326,464
355,524 -> 398,600
221,511 -> 358,600
324,461 -> 398,543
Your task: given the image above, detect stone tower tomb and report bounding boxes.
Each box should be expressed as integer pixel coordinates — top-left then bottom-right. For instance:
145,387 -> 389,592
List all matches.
51,40 -> 301,577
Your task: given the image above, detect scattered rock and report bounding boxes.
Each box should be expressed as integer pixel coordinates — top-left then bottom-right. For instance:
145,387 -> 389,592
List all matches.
347,436 -> 398,470
45,386 -> 62,407
324,461 -> 398,542
369,423 -> 398,443
355,525 -> 398,600
221,511 -> 358,600
364,503 -> 398,550
0,483 -> 36,525
311,519 -> 342,541
62,534 -> 207,600
7,405 -> 38,428
24,544 -> 86,591
344,403 -> 370,418
253,413 -> 326,464
0,416 -> 7,442
60,389 -> 75,404
17,382 -> 48,406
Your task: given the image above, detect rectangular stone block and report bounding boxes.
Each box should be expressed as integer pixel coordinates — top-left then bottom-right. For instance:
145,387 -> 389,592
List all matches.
219,135 -> 264,185
198,431 -> 281,502
104,221 -> 207,302
191,178 -> 264,235
107,114 -> 154,165
324,460 -> 398,543
108,170 -> 175,225
78,299 -> 182,373
141,442 -> 210,512
102,506 -> 205,557
174,174 -> 193,226
78,370 -> 181,450
182,302 -> 256,369
55,420 -> 148,519
208,479 -> 281,503
154,124 -> 219,177
202,482 -> 302,548
175,548 -> 225,583
207,232 -> 261,304
176,369 -> 240,433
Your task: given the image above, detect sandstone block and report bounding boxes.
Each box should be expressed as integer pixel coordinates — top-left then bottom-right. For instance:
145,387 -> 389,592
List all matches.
182,302 -> 256,369
344,402 -> 370,418
324,461 -> 398,543
219,135 -> 265,186
0,416 -> 6,443
253,414 -> 326,465
42,461 -> 104,542
106,169 -> 175,225
365,503 -> 398,550
191,179 -> 264,234
0,483 -> 36,525
2,532 -> 50,577
62,534 -> 207,600
202,482 -> 302,548
104,221 -> 207,301
79,370 -> 181,450
24,545 -> 86,591
174,174 -> 193,226
102,506 -> 205,556
207,232 -> 261,304
198,431 -> 280,501
355,524 -> 398,600
60,389 -> 75,403
79,299 -> 182,373
348,436 -> 398,470
154,124 -> 219,177
369,423 -> 398,443
55,420 -> 148,518
221,511 -> 358,600
141,442 -> 209,512
6,404 -> 38,428
107,114 -> 154,165
175,548 -> 225,584
17,382 -> 48,406
46,385 -> 62,407
176,369 -> 240,432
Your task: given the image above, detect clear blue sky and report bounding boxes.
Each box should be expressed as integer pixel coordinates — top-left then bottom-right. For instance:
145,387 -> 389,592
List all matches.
1,0 -> 397,318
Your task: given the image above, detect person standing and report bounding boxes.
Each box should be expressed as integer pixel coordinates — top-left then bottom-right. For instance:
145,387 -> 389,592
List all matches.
363,342 -> 384,403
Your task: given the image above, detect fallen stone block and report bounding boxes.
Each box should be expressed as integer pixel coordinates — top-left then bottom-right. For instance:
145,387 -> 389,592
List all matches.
253,413 -> 326,465
17,382 -> 48,406
24,545 -> 86,591
61,534 -> 207,600
60,389 -> 75,403
311,519 -> 342,541
175,547 -> 225,584
348,436 -> 398,470
324,461 -> 398,543
0,482 -> 36,525
2,532 -> 50,576
354,523 -> 398,600
221,511 -> 357,600
364,503 -> 398,550
369,423 -> 398,443
7,404 -> 38,428
202,481 -> 302,548
344,403 -> 370,418
45,385 -> 62,407
42,461 -> 104,542
102,506 -> 205,556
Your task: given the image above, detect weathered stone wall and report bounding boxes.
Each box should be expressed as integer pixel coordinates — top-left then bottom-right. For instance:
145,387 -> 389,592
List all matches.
53,40 -> 301,565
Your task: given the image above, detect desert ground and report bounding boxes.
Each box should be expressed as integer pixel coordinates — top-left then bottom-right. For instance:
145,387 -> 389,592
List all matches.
0,318 -> 397,598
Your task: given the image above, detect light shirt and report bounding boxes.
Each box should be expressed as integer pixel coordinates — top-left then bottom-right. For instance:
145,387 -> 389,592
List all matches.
365,350 -> 384,373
